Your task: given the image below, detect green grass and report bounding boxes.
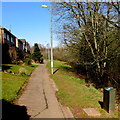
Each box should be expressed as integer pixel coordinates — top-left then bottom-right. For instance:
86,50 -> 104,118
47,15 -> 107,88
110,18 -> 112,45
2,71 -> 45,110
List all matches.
2,73 -> 28,102
2,64 -> 38,75
46,60 -> 118,118
2,64 -> 38,102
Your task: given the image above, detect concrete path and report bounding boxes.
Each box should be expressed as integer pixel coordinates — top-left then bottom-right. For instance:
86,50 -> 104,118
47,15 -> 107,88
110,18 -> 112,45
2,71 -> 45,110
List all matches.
17,63 -> 74,119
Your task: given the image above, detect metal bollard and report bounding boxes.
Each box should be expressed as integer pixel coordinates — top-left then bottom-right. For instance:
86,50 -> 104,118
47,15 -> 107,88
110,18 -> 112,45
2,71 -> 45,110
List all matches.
103,87 -> 116,115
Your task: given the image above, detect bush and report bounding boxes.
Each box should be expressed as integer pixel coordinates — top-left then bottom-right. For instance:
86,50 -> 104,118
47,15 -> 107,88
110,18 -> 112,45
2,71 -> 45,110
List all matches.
23,58 -> 31,65
12,60 -> 22,65
23,53 -> 32,65
19,68 -> 26,75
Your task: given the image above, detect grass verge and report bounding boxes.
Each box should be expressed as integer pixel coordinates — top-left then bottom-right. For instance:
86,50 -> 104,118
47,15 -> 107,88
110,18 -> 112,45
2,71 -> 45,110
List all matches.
46,60 -> 118,118
2,64 -> 38,102
2,64 -> 37,75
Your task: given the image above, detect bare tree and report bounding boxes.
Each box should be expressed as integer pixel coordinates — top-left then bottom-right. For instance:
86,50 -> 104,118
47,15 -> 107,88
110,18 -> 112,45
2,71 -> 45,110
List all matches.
53,1 -> 120,87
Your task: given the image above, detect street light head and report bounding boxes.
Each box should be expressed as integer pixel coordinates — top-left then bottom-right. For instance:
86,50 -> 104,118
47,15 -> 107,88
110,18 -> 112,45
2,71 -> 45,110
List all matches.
41,5 -> 48,8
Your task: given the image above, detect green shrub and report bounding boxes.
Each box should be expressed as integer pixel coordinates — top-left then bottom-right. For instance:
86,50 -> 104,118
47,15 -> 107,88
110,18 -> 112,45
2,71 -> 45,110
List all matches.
12,60 -> 22,65
19,68 -> 26,75
23,58 -> 31,65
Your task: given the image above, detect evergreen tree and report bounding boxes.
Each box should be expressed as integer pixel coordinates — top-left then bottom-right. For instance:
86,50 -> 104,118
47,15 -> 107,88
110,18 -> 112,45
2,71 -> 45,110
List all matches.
32,43 -> 42,63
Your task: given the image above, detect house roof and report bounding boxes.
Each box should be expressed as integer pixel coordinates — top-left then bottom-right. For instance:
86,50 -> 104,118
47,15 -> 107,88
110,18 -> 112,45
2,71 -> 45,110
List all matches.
19,39 -> 26,43
18,39 -> 23,44
0,26 -> 16,38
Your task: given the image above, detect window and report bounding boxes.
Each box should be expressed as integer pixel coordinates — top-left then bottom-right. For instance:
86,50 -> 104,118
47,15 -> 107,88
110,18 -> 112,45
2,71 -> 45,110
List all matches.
7,34 -> 10,41
11,37 -> 14,43
4,32 -> 7,39
9,35 -> 11,42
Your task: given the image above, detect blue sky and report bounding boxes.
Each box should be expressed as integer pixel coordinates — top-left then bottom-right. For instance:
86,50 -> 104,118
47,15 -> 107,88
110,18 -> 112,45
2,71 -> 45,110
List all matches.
2,2 -> 58,47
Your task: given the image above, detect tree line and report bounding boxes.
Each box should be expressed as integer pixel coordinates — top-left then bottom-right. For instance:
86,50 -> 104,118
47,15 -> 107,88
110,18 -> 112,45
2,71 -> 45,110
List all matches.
52,1 -> 120,91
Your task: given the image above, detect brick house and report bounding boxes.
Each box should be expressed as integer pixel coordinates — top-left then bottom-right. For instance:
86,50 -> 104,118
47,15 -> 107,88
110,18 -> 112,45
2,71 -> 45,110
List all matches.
19,39 -> 27,51
26,42 -> 31,54
18,39 -> 31,54
0,26 -> 31,63
16,38 -> 22,50
0,26 -> 17,63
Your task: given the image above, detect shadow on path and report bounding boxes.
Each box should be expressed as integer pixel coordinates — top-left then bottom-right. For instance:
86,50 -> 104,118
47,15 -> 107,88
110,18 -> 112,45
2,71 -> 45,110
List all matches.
1,99 -> 30,120
53,68 -> 60,74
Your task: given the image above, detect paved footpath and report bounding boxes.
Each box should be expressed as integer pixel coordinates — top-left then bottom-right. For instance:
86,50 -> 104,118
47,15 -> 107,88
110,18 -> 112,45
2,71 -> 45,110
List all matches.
17,63 -> 74,119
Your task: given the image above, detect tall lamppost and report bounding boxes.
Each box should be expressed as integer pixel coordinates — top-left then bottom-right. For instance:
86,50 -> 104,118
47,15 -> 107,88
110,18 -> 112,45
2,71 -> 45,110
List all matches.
47,43 -> 50,61
42,5 -> 54,74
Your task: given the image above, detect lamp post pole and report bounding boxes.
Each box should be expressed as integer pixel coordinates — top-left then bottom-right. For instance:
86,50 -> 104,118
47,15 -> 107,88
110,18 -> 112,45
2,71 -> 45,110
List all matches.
50,6 -> 53,74
47,43 -> 50,61
42,5 -> 54,74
